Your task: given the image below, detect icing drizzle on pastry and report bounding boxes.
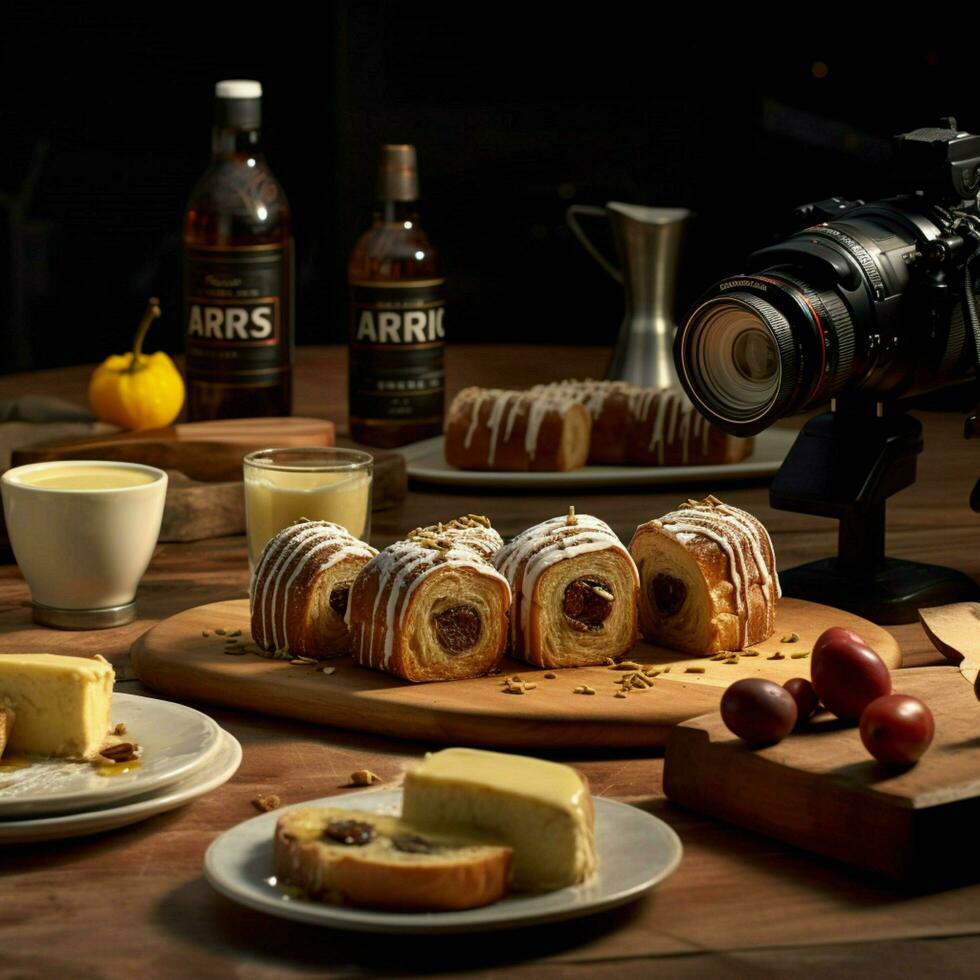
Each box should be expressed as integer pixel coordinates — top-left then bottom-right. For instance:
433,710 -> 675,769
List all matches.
250,520 -> 377,653
494,513 -> 639,652
347,518 -> 510,669
652,496 -> 780,647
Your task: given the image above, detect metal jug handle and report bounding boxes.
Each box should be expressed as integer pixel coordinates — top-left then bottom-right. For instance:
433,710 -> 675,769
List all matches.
565,205 -> 623,284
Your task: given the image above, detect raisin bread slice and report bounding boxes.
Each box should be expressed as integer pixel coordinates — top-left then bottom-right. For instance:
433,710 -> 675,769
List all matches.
274,806 -> 512,911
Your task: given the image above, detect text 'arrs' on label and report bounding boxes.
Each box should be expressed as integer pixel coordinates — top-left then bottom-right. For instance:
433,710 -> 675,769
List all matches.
354,307 -> 445,344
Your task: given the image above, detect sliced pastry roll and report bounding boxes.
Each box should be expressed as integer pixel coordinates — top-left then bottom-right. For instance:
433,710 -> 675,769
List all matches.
250,519 -> 378,659
628,495 -> 779,656
444,386 -> 591,472
346,516 -> 511,682
493,509 -> 639,668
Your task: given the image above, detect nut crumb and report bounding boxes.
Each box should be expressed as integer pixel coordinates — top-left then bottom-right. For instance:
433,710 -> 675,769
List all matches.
723,657 -> 739,664
98,742 -> 140,764
710,653 -> 728,661
252,794 -> 280,812
320,666 -> 336,675
573,685 -> 596,695
614,691 -> 628,699
113,722 -> 127,736
609,661 -> 641,671
201,630 -> 210,638
543,672 -> 557,679
742,651 -> 759,657
790,651 -> 810,659
661,666 -> 671,673
350,770 -> 381,786
289,657 -> 317,665
685,667 -> 706,674
767,652 -> 785,660
215,628 -> 226,636
780,632 -> 800,643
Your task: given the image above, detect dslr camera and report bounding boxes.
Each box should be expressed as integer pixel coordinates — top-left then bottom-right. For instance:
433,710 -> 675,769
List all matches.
674,118 -> 980,436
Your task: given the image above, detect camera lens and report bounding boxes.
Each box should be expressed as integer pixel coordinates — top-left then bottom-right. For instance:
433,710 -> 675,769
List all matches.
691,301 -> 780,419
679,289 -> 803,430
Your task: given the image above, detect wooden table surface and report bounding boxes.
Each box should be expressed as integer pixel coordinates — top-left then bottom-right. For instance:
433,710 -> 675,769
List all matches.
3,346 -> 980,979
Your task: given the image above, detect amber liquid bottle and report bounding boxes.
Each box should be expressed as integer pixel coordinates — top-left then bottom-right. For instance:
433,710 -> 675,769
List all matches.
347,145 -> 445,447
183,80 -> 293,420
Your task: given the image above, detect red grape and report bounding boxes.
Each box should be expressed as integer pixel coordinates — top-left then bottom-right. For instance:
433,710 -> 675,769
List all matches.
721,678 -> 798,746
859,694 -> 935,765
783,677 -> 819,723
810,626 -> 891,721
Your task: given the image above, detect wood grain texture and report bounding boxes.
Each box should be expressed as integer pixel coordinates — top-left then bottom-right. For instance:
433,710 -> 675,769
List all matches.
2,346 -> 979,976
10,416 -> 336,481
664,666 -> 980,880
131,597 -> 899,748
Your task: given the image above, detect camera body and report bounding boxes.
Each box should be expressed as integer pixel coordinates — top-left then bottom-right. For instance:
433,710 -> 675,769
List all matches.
674,120 -> 980,436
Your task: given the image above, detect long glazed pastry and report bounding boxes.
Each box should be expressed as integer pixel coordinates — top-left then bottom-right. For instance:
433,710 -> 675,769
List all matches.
346,516 -> 511,682
493,509 -> 639,668
628,496 -> 779,656
444,387 -> 591,471
530,379 -> 754,467
250,519 -> 378,659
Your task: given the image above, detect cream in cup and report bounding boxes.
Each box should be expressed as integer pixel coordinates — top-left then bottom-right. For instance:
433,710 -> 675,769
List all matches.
243,448 -> 373,570
1,460 -> 168,629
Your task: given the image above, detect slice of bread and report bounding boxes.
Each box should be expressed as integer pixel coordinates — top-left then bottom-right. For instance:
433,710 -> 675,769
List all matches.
274,806 -> 512,911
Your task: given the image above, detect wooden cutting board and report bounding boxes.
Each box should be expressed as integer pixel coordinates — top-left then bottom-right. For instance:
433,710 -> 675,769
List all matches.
131,597 -> 901,748
10,417 -> 336,482
663,666 -> 980,881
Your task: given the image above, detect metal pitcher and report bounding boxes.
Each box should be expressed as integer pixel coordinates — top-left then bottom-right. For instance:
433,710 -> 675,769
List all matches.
567,202 -> 691,388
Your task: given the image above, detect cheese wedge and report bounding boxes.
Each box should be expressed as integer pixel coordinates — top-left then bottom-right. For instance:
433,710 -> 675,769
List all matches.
401,747 -> 596,891
0,653 -> 114,759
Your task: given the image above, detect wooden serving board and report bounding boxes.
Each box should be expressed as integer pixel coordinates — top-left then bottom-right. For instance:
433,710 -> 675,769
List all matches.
663,666 -> 980,882
131,597 -> 900,748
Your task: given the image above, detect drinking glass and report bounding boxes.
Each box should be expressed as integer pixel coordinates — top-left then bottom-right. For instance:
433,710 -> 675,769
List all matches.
243,448 -> 373,570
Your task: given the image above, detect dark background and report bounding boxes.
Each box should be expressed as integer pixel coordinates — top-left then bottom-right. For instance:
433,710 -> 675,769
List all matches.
0,4 -> 976,371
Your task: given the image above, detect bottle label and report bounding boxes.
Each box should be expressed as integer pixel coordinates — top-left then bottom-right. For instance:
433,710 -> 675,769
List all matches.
348,279 -> 445,423
184,243 -> 293,385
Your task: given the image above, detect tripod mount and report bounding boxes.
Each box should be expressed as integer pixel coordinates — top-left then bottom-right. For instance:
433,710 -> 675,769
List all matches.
770,401 -> 980,624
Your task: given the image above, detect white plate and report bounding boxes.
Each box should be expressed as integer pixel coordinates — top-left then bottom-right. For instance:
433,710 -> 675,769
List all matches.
398,428 -> 796,489
0,693 -> 224,818
203,789 -> 683,934
0,728 -> 241,844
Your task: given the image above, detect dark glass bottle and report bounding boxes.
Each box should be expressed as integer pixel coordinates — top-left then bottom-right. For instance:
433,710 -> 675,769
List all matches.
183,79 -> 293,420
347,144 -> 445,447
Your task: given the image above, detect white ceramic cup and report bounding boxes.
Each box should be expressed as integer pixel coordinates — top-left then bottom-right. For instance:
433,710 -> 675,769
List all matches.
1,460 -> 168,629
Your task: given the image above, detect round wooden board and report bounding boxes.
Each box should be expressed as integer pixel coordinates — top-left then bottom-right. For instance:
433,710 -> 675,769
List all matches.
131,598 -> 901,748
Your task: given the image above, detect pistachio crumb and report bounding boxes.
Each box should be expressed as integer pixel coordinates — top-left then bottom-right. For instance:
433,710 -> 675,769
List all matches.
251,794 -> 280,812
742,651 -> 760,657
320,666 -> 337,674
790,651 -> 810,659
710,653 -> 728,661
767,652 -> 785,660
614,691 -> 628,699
350,770 -> 382,786
543,672 -> 557,679
229,629 -> 242,637
215,628 -> 226,636
685,667 -> 706,674
113,722 -> 127,736
723,657 -> 739,664
780,632 -> 800,643
662,666 -> 671,673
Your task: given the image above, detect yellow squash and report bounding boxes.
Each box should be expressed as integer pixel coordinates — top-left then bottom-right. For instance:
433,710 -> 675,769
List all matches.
89,298 -> 185,430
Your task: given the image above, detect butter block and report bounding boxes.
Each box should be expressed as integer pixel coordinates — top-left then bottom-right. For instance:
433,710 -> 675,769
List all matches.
401,747 -> 596,891
0,653 -> 114,759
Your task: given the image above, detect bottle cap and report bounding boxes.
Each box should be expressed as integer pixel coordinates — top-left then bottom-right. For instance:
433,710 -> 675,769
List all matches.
214,79 -> 262,129
377,144 -> 419,202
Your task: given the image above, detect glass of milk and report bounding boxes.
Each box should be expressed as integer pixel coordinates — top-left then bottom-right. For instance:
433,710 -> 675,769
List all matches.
243,448 -> 373,570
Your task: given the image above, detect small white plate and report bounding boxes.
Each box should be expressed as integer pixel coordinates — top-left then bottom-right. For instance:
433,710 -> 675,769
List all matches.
203,789 -> 683,934
398,429 -> 796,489
0,693 -> 223,818
0,728 -> 241,844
